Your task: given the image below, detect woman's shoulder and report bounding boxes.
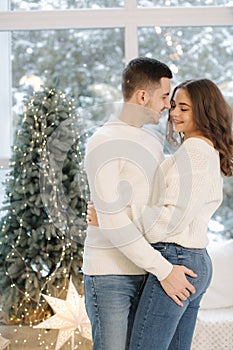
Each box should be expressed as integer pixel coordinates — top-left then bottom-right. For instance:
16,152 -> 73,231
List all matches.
170,137 -> 219,172
181,137 -> 216,155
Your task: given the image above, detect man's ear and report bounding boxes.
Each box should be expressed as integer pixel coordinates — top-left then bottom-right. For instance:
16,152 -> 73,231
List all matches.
135,90 -> 149,105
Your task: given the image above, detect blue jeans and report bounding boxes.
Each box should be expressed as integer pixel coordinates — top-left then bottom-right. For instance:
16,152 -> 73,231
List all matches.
84,274 -> 147,350
129,243 -> 213,350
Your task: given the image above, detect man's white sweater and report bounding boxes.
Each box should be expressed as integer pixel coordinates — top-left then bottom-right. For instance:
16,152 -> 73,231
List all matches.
83,118 -> 174,281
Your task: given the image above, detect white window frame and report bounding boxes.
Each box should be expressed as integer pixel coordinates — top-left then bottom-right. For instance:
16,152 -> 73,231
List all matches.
0,0 -> 232,166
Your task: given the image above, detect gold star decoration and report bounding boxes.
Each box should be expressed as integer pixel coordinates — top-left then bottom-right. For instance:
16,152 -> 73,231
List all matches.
34,277 -> 91,350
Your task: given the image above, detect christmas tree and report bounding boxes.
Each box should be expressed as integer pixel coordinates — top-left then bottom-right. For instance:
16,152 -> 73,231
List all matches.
0,87 -> 92,325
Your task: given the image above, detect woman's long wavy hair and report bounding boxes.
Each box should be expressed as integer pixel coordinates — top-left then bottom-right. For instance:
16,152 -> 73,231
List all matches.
166,78 -> 233,177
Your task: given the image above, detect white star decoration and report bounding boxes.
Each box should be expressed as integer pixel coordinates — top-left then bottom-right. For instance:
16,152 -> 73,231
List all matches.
34,278 -> 92,350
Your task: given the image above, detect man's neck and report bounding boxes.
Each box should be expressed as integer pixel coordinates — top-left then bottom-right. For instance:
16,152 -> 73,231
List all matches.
118,102 -> 157,128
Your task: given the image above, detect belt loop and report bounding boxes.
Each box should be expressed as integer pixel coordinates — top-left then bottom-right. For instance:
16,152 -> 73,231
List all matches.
176,244 -> 182,252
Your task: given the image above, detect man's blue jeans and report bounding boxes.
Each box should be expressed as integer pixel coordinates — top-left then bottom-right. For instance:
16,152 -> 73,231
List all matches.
129,243 -> 213,350
84,274 -> 147,350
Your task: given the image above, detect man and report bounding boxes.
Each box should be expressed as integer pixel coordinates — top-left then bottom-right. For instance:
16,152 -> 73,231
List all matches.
83,57 -> 196,350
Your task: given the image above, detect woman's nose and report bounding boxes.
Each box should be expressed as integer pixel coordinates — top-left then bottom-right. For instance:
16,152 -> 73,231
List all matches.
170,108 -> 175,117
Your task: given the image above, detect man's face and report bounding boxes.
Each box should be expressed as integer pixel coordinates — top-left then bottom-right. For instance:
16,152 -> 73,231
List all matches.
145,77 -> 171,124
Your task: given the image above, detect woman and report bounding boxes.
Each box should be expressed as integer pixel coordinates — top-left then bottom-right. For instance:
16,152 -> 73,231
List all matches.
87,78 -> 233,349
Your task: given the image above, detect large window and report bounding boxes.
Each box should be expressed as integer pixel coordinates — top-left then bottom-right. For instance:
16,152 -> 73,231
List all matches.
11,0 -> 125,10
138,0 -> 231,7
0,0 -> 233,238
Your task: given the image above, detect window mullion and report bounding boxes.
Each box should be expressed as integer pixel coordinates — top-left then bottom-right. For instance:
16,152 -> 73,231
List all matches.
0,7 -> 232,30
125,23 -> 138,63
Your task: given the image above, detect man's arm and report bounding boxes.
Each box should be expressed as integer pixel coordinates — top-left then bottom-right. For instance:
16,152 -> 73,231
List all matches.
161,266 -> 196,307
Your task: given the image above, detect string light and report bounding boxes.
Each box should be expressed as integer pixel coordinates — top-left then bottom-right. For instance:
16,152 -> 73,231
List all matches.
0,86 -> 92,348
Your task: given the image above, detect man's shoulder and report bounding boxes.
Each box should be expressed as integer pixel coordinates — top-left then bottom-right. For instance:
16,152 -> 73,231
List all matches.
86,120 -> 164,153
85,121 -> 121,153
87,121 -> 118,143
87,119 -> 133,142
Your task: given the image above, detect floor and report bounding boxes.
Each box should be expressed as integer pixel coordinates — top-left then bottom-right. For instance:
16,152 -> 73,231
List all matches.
0,325 -> 92,350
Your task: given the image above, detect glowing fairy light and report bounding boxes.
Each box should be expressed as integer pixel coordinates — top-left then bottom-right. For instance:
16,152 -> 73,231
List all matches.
0,86 -> 91,348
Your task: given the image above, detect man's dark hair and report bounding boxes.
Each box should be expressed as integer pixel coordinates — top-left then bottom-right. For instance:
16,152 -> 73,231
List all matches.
122,57 -> 173,101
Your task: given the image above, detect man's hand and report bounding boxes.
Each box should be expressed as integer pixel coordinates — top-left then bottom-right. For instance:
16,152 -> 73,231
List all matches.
86,201 -> 99,226
160,265 -> 197,307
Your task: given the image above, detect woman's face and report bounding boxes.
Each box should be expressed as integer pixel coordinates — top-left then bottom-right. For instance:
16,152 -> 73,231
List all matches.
170,88 -> 200,139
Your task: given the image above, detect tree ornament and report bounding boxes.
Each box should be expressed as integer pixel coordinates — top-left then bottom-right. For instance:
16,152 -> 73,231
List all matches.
34,277 -> 91,350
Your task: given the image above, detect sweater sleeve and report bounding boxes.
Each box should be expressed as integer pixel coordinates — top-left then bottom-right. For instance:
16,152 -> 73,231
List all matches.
84,135 -> 173,281
128,140 -> 211,241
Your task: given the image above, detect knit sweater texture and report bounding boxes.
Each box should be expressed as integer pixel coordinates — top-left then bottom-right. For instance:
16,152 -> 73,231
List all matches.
129,137 -> 223,248
83,119 -> 223,280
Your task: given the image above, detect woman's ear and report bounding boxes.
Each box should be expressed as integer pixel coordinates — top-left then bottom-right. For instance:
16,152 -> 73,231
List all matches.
135,89 -> 149,105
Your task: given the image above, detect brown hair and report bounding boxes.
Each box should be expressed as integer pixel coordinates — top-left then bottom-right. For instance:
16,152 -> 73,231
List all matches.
122,57 -> 173,101
167,79 -> 233,177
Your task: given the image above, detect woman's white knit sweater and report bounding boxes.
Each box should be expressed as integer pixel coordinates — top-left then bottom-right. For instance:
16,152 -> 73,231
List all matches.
129,138 -> 223,249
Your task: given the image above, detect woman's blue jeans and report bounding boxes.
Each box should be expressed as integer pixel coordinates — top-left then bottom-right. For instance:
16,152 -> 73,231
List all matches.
129,243 -> 213,350
84,274 -> 147,350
